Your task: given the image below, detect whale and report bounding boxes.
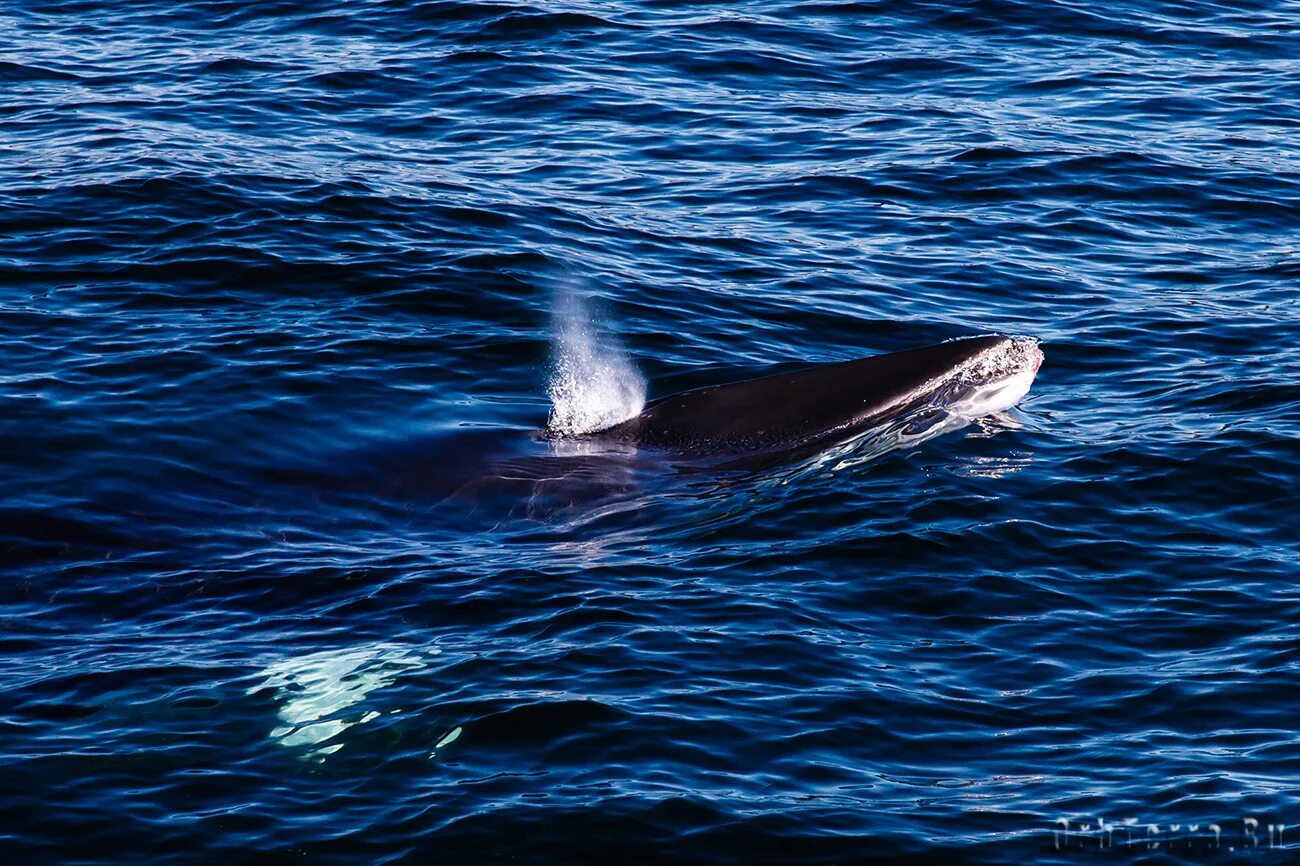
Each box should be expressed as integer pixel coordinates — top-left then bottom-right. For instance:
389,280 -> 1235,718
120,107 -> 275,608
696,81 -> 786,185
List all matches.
579,334 -> 1042,465
257,334 -> 1042,523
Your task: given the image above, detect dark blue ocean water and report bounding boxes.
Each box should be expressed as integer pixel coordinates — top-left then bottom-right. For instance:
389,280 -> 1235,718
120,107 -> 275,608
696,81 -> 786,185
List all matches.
3,1 -> 1299,863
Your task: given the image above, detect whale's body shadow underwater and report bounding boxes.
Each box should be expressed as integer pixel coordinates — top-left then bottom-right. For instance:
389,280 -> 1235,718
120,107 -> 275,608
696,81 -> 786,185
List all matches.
267,333 -> 1045,526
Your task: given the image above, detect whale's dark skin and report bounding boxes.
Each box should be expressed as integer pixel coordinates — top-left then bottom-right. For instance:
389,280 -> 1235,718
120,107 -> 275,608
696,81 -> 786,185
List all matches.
588,335 -> 1031,461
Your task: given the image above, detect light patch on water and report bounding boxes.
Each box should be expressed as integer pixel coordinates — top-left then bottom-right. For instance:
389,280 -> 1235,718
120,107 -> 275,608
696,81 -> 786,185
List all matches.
956,450 -> 1035,478
546,281 -> 646,436
251,642 -> 432,761
430,725 -> 463,758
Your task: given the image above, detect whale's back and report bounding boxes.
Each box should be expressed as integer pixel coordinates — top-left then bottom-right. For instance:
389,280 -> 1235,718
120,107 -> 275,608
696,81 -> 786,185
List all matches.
596,335 -> 1008,455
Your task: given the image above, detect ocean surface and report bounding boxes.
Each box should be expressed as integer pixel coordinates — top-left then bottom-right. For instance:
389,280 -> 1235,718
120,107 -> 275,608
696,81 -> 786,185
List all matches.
3,1 -> 1298,863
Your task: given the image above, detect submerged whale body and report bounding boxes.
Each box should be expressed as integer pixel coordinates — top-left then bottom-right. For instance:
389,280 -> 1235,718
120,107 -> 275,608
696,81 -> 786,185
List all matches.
582,335 -> 1042,463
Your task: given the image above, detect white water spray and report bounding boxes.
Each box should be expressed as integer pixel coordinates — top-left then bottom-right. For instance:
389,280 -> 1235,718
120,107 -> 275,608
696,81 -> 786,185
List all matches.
546,284 -> 645,436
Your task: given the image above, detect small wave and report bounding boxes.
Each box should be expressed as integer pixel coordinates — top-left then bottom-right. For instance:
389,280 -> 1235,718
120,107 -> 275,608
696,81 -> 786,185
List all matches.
0,60 -> 80,83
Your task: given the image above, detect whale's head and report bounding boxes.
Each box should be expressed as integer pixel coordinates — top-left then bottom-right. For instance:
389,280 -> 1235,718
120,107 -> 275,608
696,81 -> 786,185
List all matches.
585,333 -> 1043,463
941,335 -> 1043,419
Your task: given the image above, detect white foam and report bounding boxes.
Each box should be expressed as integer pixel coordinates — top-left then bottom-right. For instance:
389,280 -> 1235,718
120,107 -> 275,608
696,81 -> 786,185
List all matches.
546,286 -> 645,436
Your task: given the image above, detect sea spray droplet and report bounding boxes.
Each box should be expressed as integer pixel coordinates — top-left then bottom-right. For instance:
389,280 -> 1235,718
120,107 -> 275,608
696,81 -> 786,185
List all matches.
547,286 -> 645,436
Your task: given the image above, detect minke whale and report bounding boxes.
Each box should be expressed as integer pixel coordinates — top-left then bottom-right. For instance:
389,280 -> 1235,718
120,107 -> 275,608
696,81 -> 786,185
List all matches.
574,335 -> 1042,464
257,335 -> 1041,522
